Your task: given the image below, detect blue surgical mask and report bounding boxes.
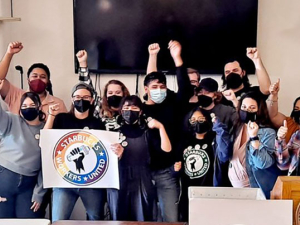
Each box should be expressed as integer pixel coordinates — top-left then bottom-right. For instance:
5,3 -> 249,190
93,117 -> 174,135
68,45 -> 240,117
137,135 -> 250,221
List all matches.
150,89 -> 167,104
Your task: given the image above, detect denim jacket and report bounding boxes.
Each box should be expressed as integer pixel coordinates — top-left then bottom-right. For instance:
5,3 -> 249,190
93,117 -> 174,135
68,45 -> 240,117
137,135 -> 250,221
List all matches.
212,119 -> 233,187
245,127 -> 281,199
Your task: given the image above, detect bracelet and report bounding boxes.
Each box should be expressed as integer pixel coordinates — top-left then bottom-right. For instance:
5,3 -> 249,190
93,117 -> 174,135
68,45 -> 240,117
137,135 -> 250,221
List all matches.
249,136 -> 259,142
48,112 -> 56,117
267,98 -> 278,106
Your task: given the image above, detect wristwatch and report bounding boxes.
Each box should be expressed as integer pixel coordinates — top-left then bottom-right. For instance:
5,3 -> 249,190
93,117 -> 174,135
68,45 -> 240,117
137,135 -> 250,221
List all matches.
249,136 -> 259,142
79,67 -> 88,73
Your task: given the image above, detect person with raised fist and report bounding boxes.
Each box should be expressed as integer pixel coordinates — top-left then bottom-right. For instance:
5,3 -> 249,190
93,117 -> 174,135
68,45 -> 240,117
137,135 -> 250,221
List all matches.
146,43 -> 200,112
0,42 -> 67,117
46,82 -> 108,222
110,95 -> 171,221
76,50 -> 130,132
221,47 -> 271,108
142,41 -> 193,222
229,91 -> 280,198
267,79 -> 300,143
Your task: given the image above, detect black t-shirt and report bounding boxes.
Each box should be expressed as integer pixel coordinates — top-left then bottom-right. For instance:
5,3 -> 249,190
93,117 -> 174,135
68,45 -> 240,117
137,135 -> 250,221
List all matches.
119,123 -> 169,171
221,86 -> 268,108
142,66 -> 194,170
53,113 -> 105,130
180,133 -> 215,187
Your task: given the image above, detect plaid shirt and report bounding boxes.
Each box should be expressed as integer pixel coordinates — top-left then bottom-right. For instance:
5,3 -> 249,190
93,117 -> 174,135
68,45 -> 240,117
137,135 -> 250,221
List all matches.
275,130 -> 300,175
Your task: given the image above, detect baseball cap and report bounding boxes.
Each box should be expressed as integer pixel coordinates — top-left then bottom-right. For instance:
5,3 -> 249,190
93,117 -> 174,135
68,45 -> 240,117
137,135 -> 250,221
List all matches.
71,82 -> 94,96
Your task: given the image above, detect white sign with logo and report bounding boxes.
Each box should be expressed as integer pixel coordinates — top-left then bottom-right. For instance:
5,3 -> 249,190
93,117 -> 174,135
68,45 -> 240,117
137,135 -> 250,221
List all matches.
40,129 -> 119,189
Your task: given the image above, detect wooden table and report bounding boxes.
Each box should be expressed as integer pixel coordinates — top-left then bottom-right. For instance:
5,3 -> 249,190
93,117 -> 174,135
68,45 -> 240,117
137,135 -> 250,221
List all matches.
52,221 -> 187,225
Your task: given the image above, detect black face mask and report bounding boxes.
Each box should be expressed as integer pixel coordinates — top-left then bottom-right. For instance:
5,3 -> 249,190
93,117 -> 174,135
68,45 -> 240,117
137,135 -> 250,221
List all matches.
192,121 -> 210,134
122,110 -> 140,125
198,95 -> 213,108
74,100 -> 91,113
291,110 -> 300,124
239,110 -> 257,124
21,108 -> 39,121
226,73 -> 243,89
107,95 -> 123,108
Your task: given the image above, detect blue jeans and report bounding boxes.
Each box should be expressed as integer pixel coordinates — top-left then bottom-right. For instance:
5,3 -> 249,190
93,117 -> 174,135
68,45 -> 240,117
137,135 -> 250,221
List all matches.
0,165 -> 42,218
152,167 -> 180,222
52,188 -> 105,222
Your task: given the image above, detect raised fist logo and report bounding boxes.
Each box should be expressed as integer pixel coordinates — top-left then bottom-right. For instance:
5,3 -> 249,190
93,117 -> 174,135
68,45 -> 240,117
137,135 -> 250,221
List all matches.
67,145 -> 90,173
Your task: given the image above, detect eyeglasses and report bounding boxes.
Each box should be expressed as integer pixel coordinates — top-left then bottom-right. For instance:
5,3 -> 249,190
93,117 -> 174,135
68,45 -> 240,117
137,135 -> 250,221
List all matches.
72,95 -> 92,101
189,116 -> 206,125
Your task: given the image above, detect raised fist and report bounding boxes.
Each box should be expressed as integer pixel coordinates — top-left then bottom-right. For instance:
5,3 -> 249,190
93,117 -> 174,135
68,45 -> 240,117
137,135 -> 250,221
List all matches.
147,118 -> 162,130
168,40 -> 182,59
76,50 -> 88,66
148,43 -> 160,55
246,47 -> 260,60
269,79 -> 280,96
48,103 -> 60,116
7,42 -> 23,55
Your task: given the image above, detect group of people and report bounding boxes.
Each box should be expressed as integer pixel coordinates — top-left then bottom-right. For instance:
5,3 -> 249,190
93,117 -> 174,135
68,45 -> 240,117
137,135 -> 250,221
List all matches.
0,40 -> 299,223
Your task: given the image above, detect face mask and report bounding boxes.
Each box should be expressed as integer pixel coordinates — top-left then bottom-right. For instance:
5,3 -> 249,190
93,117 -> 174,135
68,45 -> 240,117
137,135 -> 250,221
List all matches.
21,108 -> 39,121
122,110 -> 140,124
226,73 -> 243,89
107,95 -> 123,108
198,95 -> 213,108
74,100 -> 91,113
192,121 -> 210,134
29,79 -> 47,94
150,89 -> 167,104
291,110 -> 300,124
239,110 -> 257,124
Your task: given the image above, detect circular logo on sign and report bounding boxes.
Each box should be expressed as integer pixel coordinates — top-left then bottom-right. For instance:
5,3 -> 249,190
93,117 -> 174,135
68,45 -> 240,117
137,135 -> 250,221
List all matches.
53,130 -> 109,186
183,146 -> 210,179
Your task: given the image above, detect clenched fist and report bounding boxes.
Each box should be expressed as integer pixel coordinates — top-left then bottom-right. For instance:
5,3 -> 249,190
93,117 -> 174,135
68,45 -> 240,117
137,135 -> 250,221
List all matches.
7,41 -> 23,55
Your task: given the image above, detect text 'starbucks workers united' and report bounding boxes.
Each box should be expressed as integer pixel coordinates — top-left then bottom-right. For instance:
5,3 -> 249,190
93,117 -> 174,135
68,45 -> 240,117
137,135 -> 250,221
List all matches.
183,144 -> 210,179
53,130 -> 109,186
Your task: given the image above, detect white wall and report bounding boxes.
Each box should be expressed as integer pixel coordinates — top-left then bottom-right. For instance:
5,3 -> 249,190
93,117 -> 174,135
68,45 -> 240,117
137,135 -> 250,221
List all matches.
1,1 -> 299,114
1,0 -> 300,220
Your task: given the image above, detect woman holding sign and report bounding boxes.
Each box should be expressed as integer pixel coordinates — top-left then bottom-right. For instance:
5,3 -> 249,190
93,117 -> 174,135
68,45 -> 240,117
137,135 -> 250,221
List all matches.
0,92 -> 46,218
46,82 -> 120,222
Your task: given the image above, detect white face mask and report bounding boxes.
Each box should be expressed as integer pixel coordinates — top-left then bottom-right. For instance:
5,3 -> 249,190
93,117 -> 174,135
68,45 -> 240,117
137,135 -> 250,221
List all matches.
150,89 -> 167,104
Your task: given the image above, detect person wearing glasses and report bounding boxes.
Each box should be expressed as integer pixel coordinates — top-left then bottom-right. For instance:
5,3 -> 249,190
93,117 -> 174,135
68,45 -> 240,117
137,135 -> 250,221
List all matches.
45,82 -> 120,222
177,108 -> 232,221
228,91 -> 280,198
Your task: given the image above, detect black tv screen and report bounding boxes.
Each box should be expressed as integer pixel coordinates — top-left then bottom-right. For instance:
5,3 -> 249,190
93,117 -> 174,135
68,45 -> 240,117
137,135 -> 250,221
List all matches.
74,0 -> 258,74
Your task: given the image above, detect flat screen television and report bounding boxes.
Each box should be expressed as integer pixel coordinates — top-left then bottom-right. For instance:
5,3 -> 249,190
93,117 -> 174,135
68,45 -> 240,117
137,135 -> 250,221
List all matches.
73,0 -> 258,74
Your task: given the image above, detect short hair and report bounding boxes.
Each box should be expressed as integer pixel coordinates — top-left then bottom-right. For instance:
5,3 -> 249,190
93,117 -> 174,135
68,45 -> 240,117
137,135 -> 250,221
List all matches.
144,72 -> 166,86
27,63 -> 50,79
187,68 -> 201,82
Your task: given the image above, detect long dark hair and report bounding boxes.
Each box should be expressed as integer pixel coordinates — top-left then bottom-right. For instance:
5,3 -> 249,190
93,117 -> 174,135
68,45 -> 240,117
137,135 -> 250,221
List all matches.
101,80 -> 130,118
234,91 -> 273,131
290,97 -> 300,117
19,92 -> 46,121
221,58 -> 251,90
185,107 -> 213,136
